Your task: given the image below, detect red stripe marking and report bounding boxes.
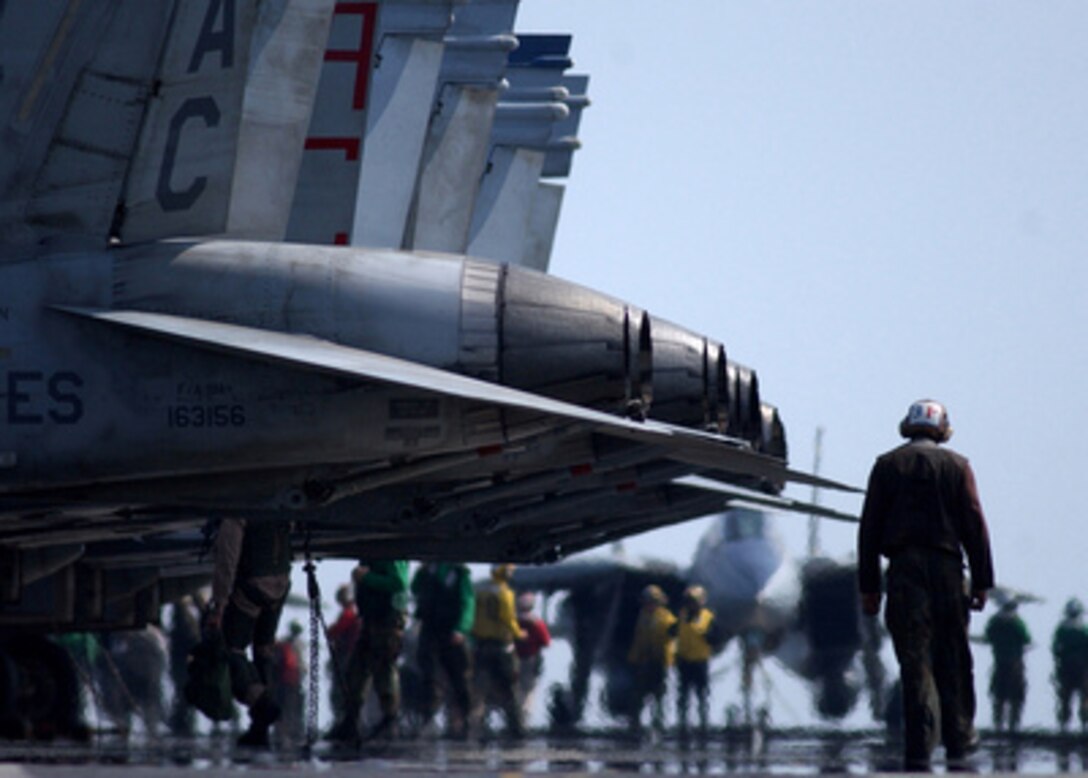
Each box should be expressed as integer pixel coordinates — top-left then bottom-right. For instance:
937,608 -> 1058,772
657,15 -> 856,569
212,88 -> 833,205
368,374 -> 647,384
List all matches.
569,463 -> 593,477
477,444 -> 504,457
303,137 -> 361,161
328,2 -> 378,110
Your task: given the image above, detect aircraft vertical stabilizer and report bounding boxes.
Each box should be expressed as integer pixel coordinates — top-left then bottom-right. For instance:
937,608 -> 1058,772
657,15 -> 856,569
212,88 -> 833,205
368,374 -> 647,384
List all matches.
0,2 -> 171,249
467,34 -> 580,268
119,1 -> 261,242
543,75 -> 589,179
520,74 -> 588,271
350,1 -> 453,248
286,3 -> 379,244
225,0 -> 336,240
520,181 -> 564,272
121,0 -> 336,244
405,0 -> 519,253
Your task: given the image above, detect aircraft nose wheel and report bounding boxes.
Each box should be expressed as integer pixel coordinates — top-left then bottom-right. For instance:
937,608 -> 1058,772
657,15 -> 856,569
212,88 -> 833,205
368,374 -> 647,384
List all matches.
0,636 -> 86,741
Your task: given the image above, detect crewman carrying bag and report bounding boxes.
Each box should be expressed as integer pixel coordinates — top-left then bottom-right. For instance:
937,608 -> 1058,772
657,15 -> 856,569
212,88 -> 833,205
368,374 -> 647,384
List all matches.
184,634 -> 234,721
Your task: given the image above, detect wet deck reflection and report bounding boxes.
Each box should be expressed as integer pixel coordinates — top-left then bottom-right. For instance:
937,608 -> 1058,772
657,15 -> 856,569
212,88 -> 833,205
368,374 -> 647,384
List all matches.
1,727 -> 1087,774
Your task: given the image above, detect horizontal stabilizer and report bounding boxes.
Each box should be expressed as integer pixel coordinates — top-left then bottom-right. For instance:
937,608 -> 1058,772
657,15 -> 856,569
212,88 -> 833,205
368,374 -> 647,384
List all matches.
673,475 -> 861,521
54,306 -> 824,489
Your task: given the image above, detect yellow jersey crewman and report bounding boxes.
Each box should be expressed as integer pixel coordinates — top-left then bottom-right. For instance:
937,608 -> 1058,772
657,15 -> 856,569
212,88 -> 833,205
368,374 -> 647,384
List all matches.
627,584 -> 676,734
672,585 -> 723,738
472,564 -> 526,738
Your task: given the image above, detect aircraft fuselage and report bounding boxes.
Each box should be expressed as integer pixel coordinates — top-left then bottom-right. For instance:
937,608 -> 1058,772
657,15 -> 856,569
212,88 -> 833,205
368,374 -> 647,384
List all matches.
0,239 -> 649,514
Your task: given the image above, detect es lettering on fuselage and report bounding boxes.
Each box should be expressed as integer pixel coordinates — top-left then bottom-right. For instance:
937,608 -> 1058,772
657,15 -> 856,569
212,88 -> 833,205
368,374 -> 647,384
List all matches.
2,370 -> 84,425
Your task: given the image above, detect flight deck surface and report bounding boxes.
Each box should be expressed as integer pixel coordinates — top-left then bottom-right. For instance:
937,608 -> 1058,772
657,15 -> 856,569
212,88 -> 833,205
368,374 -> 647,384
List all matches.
0,728 -> 1085,776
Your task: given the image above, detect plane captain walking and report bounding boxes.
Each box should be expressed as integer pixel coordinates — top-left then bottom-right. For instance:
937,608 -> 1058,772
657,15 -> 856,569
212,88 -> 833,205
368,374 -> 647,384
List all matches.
857,399 -> 994,771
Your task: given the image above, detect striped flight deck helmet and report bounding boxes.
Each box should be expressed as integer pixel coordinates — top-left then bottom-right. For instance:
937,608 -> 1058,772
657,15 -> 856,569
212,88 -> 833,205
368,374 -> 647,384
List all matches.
899,399 -> 953,443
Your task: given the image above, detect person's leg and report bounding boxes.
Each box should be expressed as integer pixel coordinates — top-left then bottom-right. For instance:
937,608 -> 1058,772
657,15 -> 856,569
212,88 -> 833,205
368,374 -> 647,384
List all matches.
649,665 -> 667,734
1077,672 -> 1088,731
1056,676 -> 1073,731
886,554 -> 939,770
226,592 -> 284,747
694,662 -> 710,735
676,661 -> 691,734
327,627 -> 374,742
931,564 -> 975,759
439,639 -> 472,736
496,649 -> 523,737
416,632 -> 440,725
1009,660 -> 1027,732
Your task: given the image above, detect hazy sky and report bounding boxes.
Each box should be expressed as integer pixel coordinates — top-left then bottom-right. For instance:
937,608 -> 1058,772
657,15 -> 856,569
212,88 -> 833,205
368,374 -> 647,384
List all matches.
506,1 -> 1088,729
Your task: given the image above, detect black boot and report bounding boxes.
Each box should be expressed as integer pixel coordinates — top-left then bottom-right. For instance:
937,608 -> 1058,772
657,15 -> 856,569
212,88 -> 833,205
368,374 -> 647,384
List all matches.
365,714 -> 398,741
325,715 -> 360,745
237,693 -> 280,749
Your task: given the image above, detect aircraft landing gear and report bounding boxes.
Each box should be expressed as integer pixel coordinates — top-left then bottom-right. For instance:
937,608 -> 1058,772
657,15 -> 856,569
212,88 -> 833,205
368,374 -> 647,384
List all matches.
0,636 -> 88,741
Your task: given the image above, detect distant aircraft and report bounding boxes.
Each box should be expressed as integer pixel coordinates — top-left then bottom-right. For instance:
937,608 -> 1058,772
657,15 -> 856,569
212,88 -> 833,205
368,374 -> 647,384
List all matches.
514,505 -> 887,728
0,0 -> 857,736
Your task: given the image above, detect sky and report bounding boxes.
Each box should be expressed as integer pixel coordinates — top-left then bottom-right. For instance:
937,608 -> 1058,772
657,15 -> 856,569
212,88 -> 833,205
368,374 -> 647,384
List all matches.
504,0 -> 1088,730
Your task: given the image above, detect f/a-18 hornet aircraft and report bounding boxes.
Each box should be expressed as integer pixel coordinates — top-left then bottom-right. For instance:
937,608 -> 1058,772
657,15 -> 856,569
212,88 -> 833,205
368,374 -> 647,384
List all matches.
0,0 -> 858,728
515,505 -> 887,730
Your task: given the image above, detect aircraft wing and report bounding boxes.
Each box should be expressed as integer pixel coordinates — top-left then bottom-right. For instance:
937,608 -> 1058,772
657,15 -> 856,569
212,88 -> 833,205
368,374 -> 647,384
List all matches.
55,305 -> 843,490
989,585 -> 1045,607
512,555 -> 683,595
512,558 -> 631,594
672,475 -> 861,523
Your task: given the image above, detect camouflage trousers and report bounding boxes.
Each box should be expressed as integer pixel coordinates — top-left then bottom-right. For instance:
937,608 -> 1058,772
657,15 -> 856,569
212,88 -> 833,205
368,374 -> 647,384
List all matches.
676,659 -> 710,732
884,548 -> 976,766
472,639 -> 523,736
417,628 -> 473,727
631,662 -> 668,732
222,578 -> 288,706
342,618 -> 404,721
1053,666 -> 1088,730
990,657 -> 1026,730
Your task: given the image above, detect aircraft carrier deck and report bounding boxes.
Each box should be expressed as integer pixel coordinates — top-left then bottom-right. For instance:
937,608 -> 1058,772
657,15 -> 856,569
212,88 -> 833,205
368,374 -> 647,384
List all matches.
0,727 -> 1085,776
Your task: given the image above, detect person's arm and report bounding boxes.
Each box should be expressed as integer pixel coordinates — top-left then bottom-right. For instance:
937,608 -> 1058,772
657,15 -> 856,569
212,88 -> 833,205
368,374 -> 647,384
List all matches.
410,565 -> 426,598
500,587 -> 526,640
628,618 -> 645,664
857,462 -> 886,615
667,615 -> 680,638
358,560 -> 410,594
535,617 -> 551,647
705,612 -> 726,651
455,567 -> 476,638
960,461 -> 994,609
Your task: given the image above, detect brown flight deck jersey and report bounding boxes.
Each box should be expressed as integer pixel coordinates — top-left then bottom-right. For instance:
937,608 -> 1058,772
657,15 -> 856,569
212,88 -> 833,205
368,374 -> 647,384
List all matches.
858,438 -> 994,595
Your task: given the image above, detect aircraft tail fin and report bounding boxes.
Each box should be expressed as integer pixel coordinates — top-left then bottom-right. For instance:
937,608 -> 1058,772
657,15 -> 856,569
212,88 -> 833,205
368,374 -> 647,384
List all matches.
287,1 -> 454,247
466,34 -> 587,271
0,2 -> 171,248
403,0 -> 519,254
285,5 -> 591,269
0,0 -> 335,250
120,0 -> 334,243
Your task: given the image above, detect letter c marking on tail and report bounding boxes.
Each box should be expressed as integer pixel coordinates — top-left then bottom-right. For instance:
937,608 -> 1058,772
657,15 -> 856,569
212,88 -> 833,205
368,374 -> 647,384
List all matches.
157,96 -> 221,212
